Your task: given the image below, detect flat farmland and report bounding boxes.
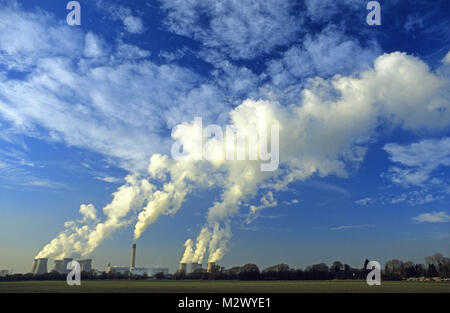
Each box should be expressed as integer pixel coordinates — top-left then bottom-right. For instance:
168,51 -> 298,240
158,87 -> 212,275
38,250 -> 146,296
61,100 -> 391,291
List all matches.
0,280 -> 449,293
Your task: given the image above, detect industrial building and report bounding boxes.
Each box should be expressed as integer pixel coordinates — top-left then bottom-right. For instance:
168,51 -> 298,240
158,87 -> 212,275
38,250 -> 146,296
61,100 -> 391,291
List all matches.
179,262 -> 187,273
0,270 -> 9,277
53,258 -> 73,274
191,263 -> 202,273
78,259 -> 92,272
131,267 -> 169,276
31,258 -> 48,274
31,257 -> 92,275
106,264 -> 130,275
106,243 -> 169,277
207,262 -> 217,273
131,243 -> 136,268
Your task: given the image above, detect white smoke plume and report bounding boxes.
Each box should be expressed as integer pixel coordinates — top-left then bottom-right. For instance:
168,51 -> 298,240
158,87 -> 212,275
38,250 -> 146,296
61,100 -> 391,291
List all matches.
246,192 -> 277,224
133,154 -> 217,240
36,175 -> 154,259
191,227 -> 211,264
179,52 -> 450,264
180,239 -> 195,263
37,52 -> 450,263
208,223 -> 231,263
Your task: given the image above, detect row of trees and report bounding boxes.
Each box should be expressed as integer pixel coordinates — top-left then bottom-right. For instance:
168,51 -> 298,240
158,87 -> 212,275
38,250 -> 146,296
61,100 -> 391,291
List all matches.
384,253 -> 450,280
1,253 -> 448,281
174,262 -> 367,281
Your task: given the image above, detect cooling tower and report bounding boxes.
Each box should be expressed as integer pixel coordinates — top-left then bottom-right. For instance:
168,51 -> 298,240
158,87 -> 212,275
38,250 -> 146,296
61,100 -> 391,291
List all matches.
31,259 -> 38,274
35,258 -> 48,274
62,258 -> 73,273
207,262 -> 216,273
78,259 -> 92,272
131,243 -> 136,269
53,260 -> 63,273
191,263 -> 202,273
54,258 -> 73,274
179,263 -> 187,273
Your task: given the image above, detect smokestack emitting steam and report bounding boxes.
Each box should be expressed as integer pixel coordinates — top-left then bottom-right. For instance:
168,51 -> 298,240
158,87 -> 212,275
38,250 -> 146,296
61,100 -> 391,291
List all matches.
35,53 -> 450,266
35,176 -> 154,260
207,262 -> 216,273
131,243 -> 136,268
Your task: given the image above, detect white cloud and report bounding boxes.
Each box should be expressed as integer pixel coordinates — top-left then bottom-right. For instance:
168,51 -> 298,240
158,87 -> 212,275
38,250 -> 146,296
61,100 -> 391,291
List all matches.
355,197 -> 372,205
95,176 -> 121,184
284,199 -> 300,206
444,51 -> 450,64
267,25 -> 380,90
83,32 -> 108,59
0,145 -> 65,188
97,1 -> 145,34
391,191 -> 442,206
122,15 -> 144,34
160,0 -> 300,59
0,5 -> 228,172
0,3 -> 82,70
331,224 -> 374,231
304,0 -> 360,22
384,138 -> 450,186
413,211 -> 450,223
4,4 -> 450,263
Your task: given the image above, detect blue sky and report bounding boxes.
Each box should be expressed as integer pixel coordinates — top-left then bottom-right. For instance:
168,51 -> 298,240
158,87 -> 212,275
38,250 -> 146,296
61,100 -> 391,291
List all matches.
0,0 -> 449,273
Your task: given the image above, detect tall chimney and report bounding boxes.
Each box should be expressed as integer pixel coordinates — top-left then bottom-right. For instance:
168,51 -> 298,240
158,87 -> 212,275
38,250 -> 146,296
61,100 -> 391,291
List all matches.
131,243 -> 136,269
207,262 -> 216,273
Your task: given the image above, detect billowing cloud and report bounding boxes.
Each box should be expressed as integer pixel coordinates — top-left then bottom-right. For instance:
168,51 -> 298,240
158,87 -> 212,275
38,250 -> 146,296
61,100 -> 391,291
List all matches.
3,2 -> 450,264
36,176 -> 154,259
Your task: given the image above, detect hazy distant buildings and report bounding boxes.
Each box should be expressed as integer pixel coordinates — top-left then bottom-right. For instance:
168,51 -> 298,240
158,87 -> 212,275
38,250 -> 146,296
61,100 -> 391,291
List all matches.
78,259 -> 92,272
0,270 -> 9,277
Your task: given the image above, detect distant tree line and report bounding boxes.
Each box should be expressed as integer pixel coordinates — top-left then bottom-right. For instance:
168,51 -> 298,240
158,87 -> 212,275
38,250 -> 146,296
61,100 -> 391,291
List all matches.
1,253 -> 449,282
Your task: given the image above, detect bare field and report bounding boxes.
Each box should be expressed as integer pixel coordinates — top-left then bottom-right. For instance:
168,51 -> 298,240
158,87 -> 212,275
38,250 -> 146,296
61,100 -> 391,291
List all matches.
0,280 -> 449,293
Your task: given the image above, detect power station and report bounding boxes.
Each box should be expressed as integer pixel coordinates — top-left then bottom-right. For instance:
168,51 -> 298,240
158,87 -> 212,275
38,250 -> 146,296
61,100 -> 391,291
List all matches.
191,263 -> 202,272
106,243 -> 169,277
31,258 -> 92,275
177,261 -> 220,273
78,259 -> 92,272
131,243 -> 136,269
53,258 -> 73,274
31,258 -> 48,275
30,243 -> 212,276
179,262 -> 187,273
207,262 -> 216,273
